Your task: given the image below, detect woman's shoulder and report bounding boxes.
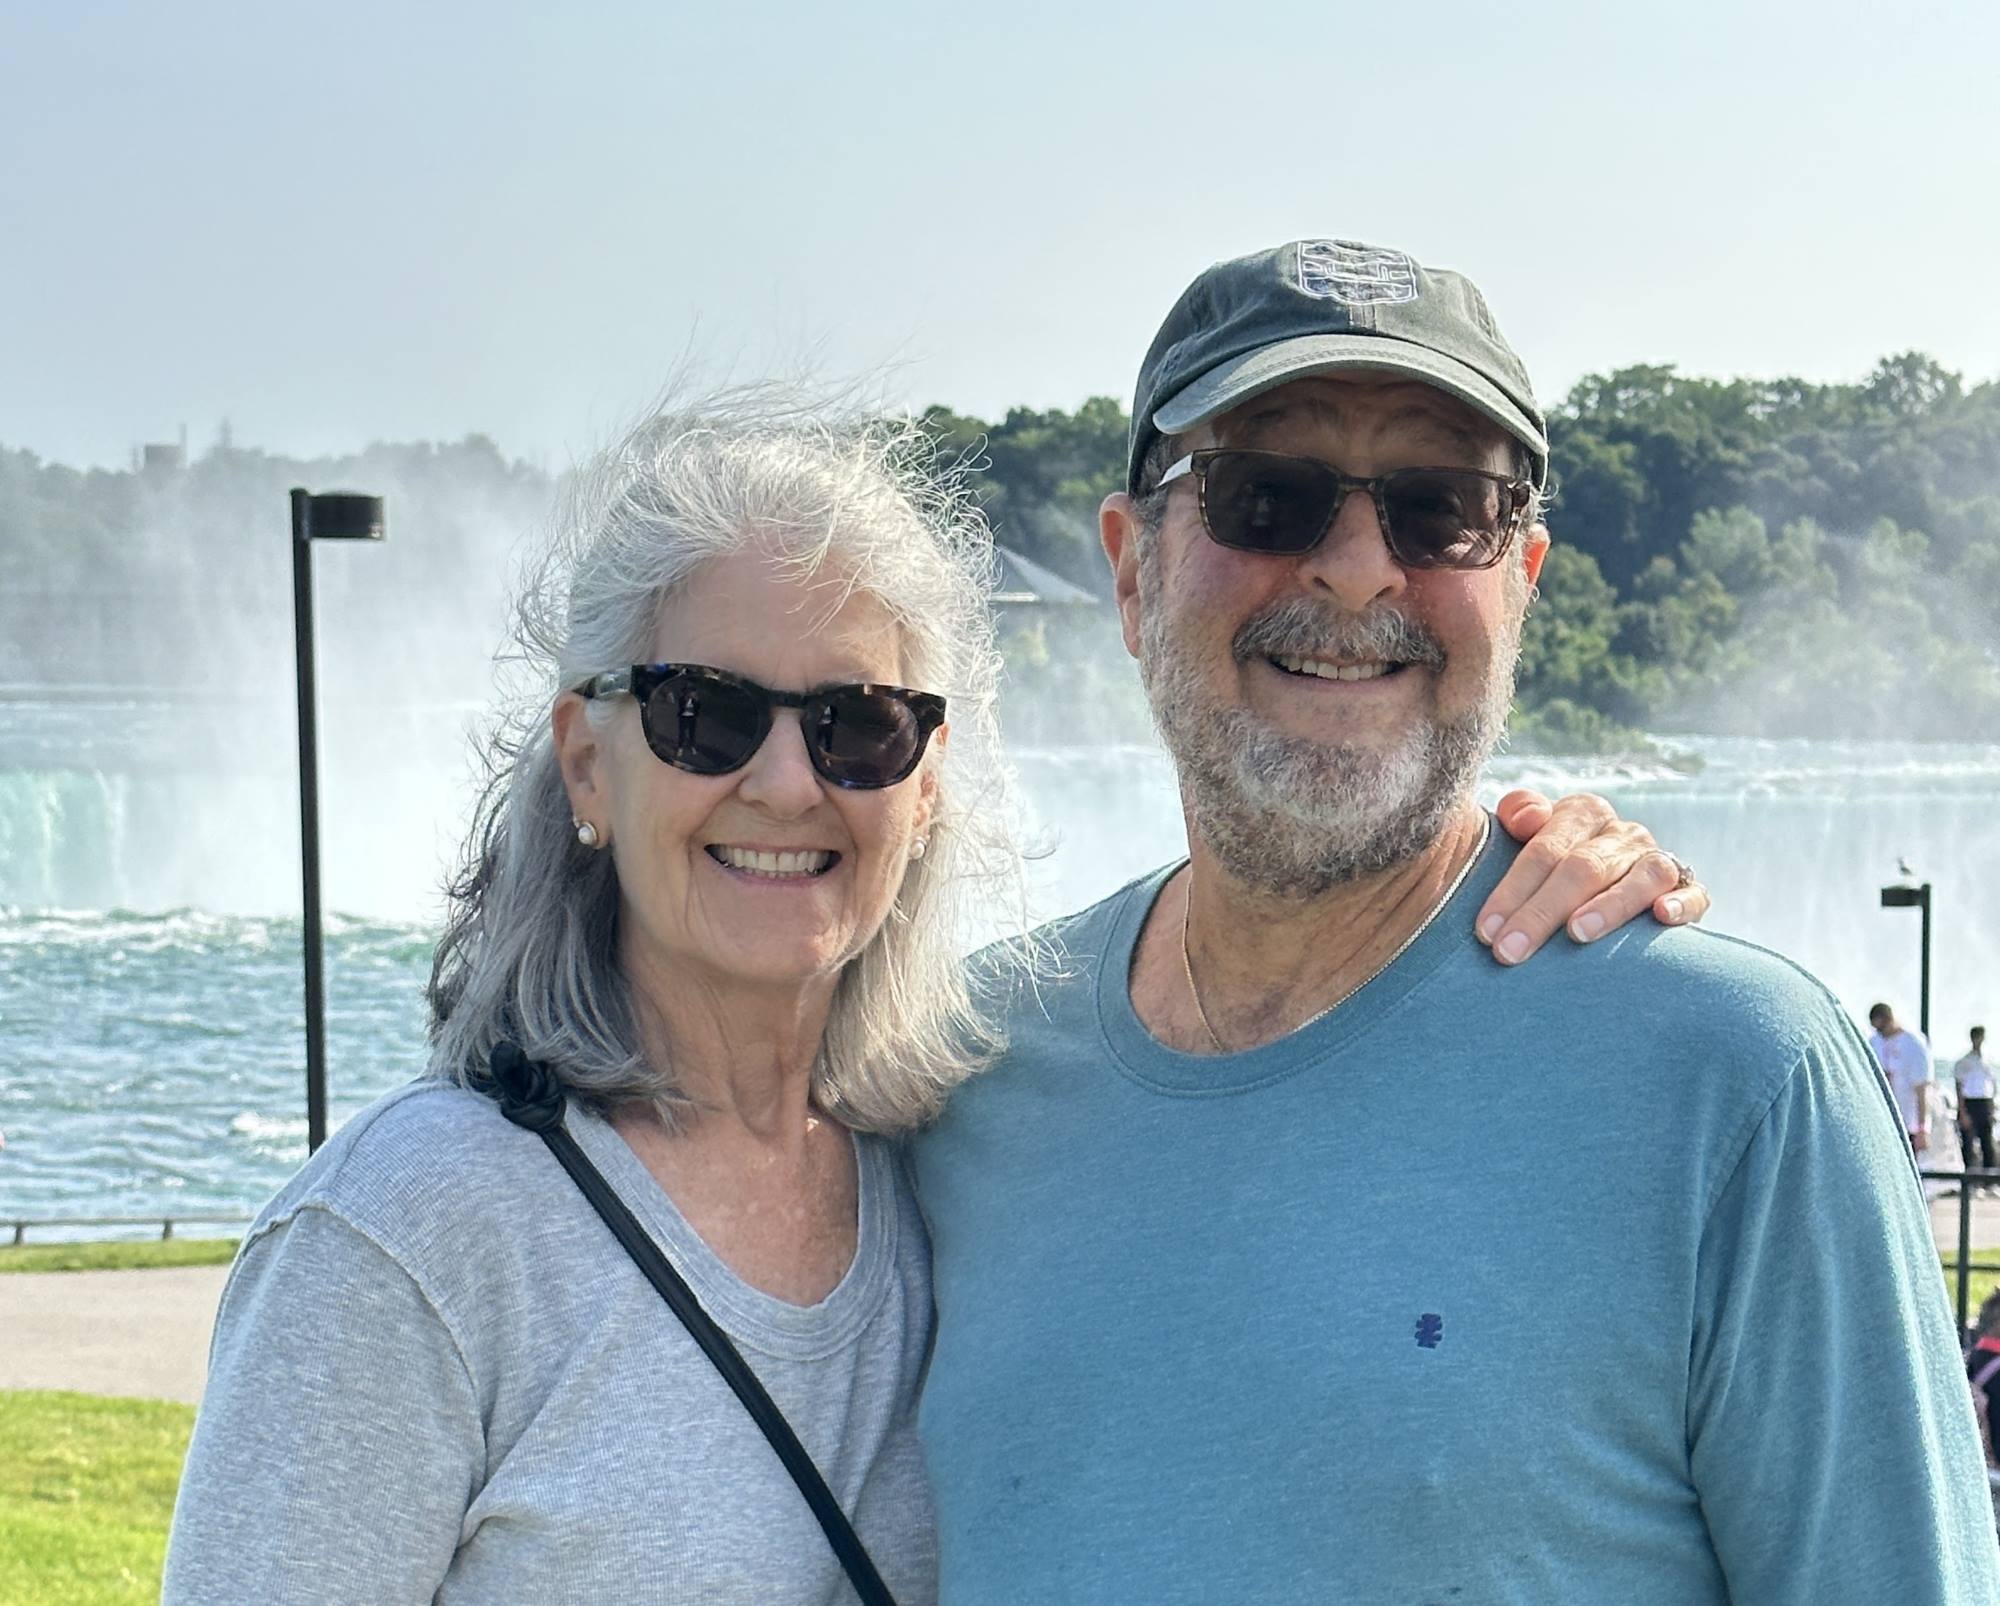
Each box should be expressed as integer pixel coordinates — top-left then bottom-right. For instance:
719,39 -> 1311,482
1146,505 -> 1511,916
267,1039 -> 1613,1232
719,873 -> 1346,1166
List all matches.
248,1079 -> 546,1272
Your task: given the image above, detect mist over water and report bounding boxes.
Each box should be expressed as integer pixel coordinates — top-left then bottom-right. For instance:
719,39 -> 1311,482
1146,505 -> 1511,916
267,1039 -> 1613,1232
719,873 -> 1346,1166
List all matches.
6,717 -> 1989,1225
4,571 -> 1993,1223
5,680 -> 1991,1030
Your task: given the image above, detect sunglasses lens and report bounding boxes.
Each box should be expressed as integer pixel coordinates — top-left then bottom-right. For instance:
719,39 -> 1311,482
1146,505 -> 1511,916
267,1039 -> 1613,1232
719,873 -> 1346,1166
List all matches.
1201,452 -> 1341,554
644,671 -> 768,774
1382,470 -> 1513,568
814,690 -> 926,788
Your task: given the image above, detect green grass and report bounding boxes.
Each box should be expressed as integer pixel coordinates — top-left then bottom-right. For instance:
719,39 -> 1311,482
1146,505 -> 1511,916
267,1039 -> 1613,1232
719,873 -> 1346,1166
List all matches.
0,1238 -> 239,1275
0,1391 -> 193,1606
1940,1256 -> 2000,1322
0,1249 -> 1984,1606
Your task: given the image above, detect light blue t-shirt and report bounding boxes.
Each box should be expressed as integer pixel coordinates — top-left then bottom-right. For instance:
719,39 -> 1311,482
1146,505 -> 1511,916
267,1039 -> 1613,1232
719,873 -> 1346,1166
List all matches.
911,829 -> 1998,1604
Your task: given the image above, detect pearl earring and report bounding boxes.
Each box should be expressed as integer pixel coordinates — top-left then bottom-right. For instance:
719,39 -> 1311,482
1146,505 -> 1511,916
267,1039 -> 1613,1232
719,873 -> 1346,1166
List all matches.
575,820 -> 602,849
910,838 -> 929,861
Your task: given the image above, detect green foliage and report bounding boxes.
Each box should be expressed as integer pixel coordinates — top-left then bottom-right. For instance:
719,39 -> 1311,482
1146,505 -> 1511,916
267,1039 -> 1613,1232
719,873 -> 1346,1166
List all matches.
1533,359 -> 2000,742
929,358 -> 2000,747
1514,545 -> 1663,728
8,353 -> 2000,749
922,398 -> 1124,597
0,1391 -> 194,1604
1507,697 -> 1660,758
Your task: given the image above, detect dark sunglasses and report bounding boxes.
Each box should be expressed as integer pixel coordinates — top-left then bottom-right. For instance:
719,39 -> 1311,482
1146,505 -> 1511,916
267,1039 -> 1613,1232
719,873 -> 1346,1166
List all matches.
576,664 -> 946,790
1158,449 -> 1532,570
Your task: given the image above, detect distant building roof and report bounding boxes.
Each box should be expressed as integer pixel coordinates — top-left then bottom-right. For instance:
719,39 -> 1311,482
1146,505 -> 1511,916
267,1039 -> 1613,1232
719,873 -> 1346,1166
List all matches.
991,544 -> 1098,607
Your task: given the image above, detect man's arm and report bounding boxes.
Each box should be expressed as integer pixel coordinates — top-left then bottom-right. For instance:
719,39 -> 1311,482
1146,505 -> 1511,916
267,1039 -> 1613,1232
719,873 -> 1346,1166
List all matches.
1910,1036 -> 1933,1148
1689,1036 -> 1997,1604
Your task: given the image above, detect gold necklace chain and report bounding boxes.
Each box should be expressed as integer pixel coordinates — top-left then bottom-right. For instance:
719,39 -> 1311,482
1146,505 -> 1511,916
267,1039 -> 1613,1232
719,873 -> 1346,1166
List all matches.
1179,812 -> 1492,1055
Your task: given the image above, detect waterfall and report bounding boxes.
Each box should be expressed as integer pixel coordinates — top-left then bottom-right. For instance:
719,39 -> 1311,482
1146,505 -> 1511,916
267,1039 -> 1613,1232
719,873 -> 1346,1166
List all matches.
6,695 -> 1993,1045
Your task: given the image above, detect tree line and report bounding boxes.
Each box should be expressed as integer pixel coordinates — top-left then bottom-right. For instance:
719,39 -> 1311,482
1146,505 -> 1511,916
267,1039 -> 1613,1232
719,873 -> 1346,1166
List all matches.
927,353 -> 2000,750
4,352 -> 1996,750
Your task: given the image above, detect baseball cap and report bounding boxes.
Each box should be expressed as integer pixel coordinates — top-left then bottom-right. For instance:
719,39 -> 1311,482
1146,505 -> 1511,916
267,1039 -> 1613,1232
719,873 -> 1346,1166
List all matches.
1126,238 -> 1548,495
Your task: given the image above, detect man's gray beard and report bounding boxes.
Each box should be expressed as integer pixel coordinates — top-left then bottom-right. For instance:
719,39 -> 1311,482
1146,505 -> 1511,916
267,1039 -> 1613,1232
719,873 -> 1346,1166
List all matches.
1138,576 -> 1523,899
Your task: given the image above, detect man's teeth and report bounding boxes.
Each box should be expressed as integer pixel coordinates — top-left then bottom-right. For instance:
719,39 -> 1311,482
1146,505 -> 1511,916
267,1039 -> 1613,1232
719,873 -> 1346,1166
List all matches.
1271,654 -> 1396,682
711,847 -> 834,876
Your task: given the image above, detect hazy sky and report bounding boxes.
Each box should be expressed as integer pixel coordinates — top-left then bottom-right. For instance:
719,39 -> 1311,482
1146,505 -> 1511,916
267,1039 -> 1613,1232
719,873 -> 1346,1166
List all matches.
6,0 -> 1997,469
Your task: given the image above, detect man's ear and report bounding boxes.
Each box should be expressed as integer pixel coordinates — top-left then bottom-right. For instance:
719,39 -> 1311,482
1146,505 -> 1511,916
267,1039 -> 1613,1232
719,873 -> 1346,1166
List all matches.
1522,522 -> 1551,589
552,693 -> 608,819
1100,492 -> 1147,660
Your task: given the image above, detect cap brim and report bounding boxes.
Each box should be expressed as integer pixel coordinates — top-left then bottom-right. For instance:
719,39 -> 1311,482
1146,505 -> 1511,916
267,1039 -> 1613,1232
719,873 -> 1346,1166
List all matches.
1152,333 -> 1549,485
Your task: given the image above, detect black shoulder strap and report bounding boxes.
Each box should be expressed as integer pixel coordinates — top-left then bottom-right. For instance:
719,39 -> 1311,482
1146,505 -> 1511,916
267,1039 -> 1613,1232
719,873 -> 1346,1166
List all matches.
484,1043 -> 898,1606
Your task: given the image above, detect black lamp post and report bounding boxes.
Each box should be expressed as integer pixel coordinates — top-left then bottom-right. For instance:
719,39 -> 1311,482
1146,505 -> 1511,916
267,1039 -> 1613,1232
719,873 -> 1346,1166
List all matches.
290,488 -> 386,1152
1879,879 -> 1933,1042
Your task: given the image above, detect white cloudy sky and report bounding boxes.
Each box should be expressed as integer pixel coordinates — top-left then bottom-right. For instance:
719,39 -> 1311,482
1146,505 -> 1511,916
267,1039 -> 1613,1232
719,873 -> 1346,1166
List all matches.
6,0 -> 1996,468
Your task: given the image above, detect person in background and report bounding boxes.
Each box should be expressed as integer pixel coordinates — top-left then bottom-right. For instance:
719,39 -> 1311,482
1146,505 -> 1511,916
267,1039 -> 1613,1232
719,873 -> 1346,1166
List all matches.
1871,1002 -> 1935,1157
1959,1027 -> 1996,1176
1966,1287 -> 2000,1521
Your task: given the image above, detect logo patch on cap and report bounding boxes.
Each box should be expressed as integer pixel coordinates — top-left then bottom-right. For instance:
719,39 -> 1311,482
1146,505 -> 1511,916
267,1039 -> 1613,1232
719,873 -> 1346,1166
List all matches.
1296,240 -> 1419,306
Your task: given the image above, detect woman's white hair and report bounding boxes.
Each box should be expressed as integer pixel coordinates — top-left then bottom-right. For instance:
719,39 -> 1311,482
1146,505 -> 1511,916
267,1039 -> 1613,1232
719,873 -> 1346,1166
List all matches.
427,382 -> 1028,1134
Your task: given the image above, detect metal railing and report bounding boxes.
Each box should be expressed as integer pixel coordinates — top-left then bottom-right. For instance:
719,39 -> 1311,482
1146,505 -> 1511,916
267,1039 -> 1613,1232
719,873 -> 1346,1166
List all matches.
1923,1168 -> 2000,1337
2,1172 -> 1992,1316
3,1212 -> 251,1247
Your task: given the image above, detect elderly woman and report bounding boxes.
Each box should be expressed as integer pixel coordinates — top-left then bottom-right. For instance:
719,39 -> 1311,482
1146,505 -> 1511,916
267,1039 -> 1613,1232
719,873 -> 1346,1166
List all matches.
163,394 -> 1706,1604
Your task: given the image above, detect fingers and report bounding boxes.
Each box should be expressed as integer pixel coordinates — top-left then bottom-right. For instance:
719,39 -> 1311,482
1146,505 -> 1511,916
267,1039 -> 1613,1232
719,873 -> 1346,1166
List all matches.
1649,872 -> 1709,929
1477,793 -> 1711,965
1493,787 -> 1556,842
1559,848 -> 1709,952
1481,823 -> 1659,963
1477,791 -> 1620,961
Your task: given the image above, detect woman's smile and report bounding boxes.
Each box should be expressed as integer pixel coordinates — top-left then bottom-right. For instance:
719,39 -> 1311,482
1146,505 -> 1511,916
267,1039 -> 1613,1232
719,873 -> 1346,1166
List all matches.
703,843 -> 843,880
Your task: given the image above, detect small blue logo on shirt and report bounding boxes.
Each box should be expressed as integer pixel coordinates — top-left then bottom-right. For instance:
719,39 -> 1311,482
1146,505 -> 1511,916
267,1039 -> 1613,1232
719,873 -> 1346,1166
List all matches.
1415,1313 -> 1444,1349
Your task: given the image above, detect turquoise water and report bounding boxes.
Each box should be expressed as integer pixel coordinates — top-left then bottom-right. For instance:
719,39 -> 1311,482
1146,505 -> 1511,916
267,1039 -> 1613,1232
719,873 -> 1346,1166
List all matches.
8,697 -> 2000,1230
0,909 -> 429,1230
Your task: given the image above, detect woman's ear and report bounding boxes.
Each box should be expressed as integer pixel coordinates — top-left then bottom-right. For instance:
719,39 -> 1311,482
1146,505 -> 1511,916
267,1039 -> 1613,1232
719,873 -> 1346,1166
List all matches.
917,725 -> 945,833
908,724 -> 946,854
552,693 -> 608,819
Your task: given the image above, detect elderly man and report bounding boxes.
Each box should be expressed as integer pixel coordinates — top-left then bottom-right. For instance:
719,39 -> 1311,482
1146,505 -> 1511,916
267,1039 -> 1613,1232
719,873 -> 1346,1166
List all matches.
911,240 -> 1995,1603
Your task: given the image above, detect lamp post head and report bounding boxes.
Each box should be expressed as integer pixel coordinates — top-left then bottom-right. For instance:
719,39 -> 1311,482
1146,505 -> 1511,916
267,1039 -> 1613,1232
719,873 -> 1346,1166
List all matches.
1880,884 -> 1928,908
291,488 -> 386,542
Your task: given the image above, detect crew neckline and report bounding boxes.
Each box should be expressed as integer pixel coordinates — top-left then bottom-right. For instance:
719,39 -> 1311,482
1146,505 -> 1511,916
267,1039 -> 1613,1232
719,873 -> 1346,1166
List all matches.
566,1109 -> 899,1361
1094,813 -> 1509,1096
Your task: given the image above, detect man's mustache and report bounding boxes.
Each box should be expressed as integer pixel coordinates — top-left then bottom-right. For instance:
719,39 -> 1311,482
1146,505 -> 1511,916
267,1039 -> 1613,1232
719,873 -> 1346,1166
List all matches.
1232,598 -> 1446,670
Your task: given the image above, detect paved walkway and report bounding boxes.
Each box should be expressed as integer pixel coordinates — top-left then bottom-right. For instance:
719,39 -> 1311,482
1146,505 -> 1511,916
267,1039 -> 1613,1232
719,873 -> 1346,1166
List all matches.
0,1264 -> 227,1405
3,1197 -> 1998,1408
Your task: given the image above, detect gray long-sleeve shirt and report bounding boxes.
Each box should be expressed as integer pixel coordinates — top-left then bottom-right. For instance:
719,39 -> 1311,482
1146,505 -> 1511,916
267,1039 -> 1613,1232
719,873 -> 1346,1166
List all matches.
163,1081 -> 938,1604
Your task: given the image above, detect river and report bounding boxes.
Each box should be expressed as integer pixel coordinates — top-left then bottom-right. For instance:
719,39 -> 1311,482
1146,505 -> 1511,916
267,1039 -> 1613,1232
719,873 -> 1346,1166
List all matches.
3,694 -> 1991,1226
